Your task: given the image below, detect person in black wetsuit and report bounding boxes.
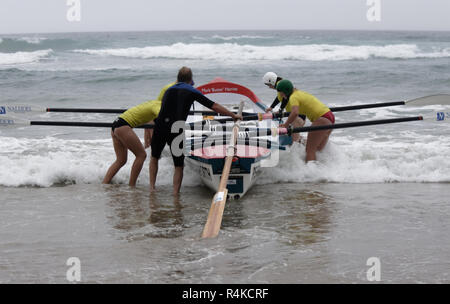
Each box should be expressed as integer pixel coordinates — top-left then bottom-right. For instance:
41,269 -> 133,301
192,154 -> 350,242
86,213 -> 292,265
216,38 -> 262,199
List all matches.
263,72 -> 289,114
149,67 -> 242,194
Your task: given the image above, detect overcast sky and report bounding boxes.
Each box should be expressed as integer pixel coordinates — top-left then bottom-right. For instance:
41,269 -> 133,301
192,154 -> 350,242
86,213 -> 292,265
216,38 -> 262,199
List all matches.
1,0 -> 450,34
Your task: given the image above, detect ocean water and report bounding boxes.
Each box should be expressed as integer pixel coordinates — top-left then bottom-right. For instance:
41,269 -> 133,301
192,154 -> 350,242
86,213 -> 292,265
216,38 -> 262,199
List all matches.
0,30 -> 449,283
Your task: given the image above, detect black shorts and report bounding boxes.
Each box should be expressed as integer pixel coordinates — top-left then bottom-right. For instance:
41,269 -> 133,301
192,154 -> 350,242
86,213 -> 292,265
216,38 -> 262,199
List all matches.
151,124 -> 185,167
111,117 -> 130,132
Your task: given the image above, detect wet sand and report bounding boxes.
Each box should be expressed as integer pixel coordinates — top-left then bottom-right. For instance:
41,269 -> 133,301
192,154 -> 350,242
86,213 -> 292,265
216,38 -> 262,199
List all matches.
1,182 -> 449,283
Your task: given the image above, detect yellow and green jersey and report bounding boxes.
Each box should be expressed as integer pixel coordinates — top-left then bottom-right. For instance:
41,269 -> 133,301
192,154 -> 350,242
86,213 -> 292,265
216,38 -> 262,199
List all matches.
119,82 -> 176,127
286,89 -> 330,122
119,100 -> 161,128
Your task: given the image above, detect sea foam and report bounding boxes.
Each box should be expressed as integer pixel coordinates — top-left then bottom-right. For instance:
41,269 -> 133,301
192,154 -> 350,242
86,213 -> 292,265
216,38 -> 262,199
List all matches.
0,136 -> 200,187
1,127 -> 449,188
0,49 -> 52,66
74,43 -> 450,61
258,132 -> 450,185
17,37 -> 48,44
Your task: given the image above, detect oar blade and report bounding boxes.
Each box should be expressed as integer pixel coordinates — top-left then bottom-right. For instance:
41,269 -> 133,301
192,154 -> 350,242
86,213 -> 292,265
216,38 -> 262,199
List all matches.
201,189 -> 229,238
0,116 -> 31,127
0,104 -> 46,114
201,102 -> 244,239
406,94 -> 450,106
422,110 -> 450,123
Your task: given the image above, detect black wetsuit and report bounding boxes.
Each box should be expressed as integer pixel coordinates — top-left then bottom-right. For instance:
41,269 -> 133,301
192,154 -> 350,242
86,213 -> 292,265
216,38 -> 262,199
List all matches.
270,96 -> 289,112
151,82 -> 215,167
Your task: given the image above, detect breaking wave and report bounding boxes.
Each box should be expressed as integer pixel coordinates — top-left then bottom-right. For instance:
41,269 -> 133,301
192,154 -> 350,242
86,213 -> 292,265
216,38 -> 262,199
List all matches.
193,34 -> 274,41
74,43 -> 450,61
0,37 -> 48,45
1,124 -> 449,188
0,49 -> 53,66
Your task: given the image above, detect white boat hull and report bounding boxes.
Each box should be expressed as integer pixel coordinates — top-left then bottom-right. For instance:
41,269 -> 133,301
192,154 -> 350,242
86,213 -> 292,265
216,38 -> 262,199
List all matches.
185,154 -> 262,199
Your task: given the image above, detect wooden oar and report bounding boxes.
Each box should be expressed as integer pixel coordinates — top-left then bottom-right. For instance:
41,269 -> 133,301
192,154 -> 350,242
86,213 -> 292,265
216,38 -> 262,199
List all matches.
201,102 -> 245,239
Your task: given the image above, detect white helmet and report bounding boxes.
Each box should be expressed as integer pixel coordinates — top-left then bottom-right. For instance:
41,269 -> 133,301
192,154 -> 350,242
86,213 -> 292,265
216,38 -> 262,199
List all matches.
263,72 -> 278,86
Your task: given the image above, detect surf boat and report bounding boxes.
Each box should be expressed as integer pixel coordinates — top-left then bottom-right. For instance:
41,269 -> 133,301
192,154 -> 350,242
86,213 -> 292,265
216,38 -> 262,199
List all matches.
185,78 -> 292,199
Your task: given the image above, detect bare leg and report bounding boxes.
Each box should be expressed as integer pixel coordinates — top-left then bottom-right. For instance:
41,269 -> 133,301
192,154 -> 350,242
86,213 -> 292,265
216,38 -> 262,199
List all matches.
305,117 -> 332,162
173,166 -> 184,194
103,130 -> 128,184
114,126 -> 147,187
291,117 -> 305,143
149,156 -> 159,191
144,120 -> 154,149
317,130 -> 332,151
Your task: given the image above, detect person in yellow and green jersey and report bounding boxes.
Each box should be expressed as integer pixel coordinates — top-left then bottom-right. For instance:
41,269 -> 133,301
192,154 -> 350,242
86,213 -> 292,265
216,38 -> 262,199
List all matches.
276,79 -> 335,162
102,99 -> 161,186
262,72 -> 306,139
102,81 -> 174,186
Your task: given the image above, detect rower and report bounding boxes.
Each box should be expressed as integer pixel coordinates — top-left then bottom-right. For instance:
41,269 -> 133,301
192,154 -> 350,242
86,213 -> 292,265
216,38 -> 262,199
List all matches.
102,78 -> 177,186
149,66 -> 242,194
276,79 -> 335,162
102,99 -> 161,187
263,72 -> 288,114
263,72 -> 306,142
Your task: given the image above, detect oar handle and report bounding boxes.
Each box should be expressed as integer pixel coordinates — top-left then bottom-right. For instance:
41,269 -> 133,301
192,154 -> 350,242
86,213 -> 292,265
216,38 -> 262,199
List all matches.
289,116 -> 423,134
46,107 -> 259,116
47,108 -> 127,114
190,110 -> 255,116
47,108 -> 258,116
29,121 -> 154,129
230,116 -> 424,136
30,121 -> 114,127
329,101 -> 405,112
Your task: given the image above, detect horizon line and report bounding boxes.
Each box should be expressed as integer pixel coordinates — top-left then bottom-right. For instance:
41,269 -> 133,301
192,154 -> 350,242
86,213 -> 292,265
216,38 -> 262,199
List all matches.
1,28 -> 450,36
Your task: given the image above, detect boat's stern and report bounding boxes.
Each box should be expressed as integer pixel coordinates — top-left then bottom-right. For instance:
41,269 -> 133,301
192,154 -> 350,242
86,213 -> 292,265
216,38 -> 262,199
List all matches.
186,144 -> 271,199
